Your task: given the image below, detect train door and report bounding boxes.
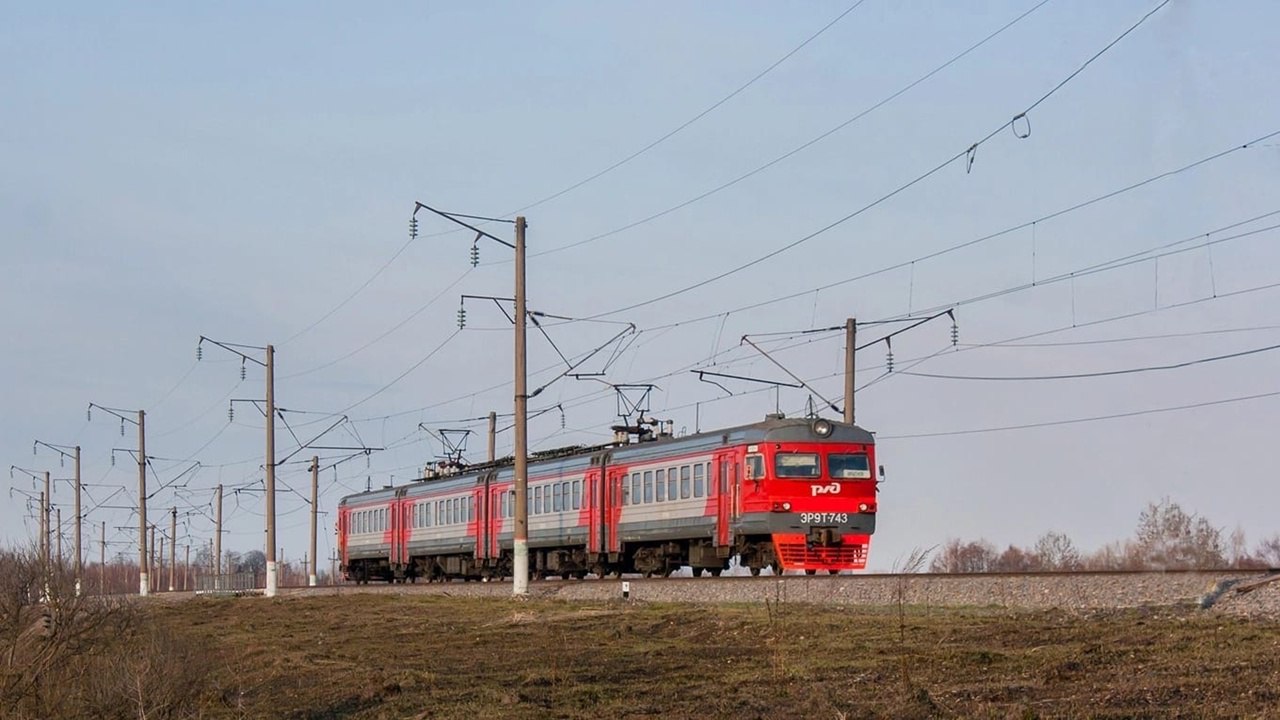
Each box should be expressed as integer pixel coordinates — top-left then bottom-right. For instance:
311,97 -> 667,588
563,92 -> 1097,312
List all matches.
338,509 -> 349,569
474,481 -> 487,562
714,450 -> 738,549
606,466 -> 627,555
585,465 -> 603,558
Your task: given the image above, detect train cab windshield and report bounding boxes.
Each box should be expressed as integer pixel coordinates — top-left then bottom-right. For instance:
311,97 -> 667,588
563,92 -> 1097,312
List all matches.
774,453 -> 820,478
829,453 -> 871,479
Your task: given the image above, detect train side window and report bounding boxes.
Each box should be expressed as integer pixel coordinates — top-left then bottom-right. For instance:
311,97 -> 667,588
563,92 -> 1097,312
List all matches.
631,474 -> 640,506
621,478 -> 629,506
643,472 -> 653,503
572,480 -> 581,510
553,483 -> 563,512
672,468 -> 682,501
655,469 -> 666,501
692,464 -> 703,498
653,470 -> 664,502
501,491 -> 509,519
745,454 -> 765,481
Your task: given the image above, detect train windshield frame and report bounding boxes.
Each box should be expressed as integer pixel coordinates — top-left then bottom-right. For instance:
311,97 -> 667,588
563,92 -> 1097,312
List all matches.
828,453 -> 871,479
774,452 -> 821,478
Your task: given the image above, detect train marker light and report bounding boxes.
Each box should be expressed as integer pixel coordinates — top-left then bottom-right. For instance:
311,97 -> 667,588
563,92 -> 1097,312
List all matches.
782,502 -> 792,511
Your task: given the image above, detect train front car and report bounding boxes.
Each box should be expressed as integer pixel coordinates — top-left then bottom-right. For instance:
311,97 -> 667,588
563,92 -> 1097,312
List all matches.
736,417 -> 877,574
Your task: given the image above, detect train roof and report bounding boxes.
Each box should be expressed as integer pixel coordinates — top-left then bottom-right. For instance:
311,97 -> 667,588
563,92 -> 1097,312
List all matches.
337,414 -> 873,507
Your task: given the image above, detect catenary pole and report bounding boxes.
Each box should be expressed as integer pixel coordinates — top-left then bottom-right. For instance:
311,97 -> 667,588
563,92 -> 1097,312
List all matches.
73,446 -> 81,594
309,456 -> 318,587
513,215 -> 529,596
169,507 -> 176,592
844,318 -> 856,425
214,483 -> 223,575
488,411 -> 496,462
99,521 -> 105,594
149,524 -> 156,593
55,507 -> 62,568
138,410 -> 148,596
42,472 -> 50,568
265,344 -> 278,597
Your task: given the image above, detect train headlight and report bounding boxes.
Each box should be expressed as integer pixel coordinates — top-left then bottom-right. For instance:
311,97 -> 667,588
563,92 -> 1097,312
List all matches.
858,503 -> 869,512
782,502 -> 791,511
812,418 -> 833,437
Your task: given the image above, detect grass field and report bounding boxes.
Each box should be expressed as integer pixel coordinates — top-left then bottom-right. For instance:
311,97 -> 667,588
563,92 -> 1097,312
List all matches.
150,592 -> 1280,719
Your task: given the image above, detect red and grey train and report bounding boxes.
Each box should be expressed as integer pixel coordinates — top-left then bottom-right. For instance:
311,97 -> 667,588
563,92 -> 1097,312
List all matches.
337,414 -> 880,581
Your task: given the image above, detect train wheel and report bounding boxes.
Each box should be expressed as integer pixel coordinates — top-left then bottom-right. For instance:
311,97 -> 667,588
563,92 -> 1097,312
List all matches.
749,567 -> 761,577
692,567 -> 704,578
828,569 -> 839,576
709,568 -> 722,577
574,571 -> 587,580
805,569 -> 817,576
770,561 -> 782,576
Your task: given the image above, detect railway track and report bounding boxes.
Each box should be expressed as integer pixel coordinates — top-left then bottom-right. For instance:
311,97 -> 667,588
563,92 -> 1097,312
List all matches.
262,568 -> 1279,614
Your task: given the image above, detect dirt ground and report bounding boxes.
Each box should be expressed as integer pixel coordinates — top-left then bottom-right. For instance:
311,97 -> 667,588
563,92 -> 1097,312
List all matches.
150,593 -> 1280,719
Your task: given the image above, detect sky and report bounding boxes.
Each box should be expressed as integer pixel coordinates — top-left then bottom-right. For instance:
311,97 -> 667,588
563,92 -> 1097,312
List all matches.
3,1 -> 1279,573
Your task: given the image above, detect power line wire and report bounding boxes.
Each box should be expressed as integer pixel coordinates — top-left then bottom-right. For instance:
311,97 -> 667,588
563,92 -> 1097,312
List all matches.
582,0 -> 1173,320
499,0 -> 869,219
528,0 -> 1055,259
878,389 -> 1280,439
900,341 -> 1280,381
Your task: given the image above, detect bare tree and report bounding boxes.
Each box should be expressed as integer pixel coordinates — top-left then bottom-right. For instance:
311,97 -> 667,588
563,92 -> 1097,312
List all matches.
1034,531 -> 1082,571
929,539 -> 998,573
1133,499 -> 1225,569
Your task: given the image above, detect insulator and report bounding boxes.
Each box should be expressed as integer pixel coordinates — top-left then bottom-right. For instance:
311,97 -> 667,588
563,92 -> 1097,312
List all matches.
240,360 -> 247,381
111,454 -> 116,467
951,321 -> 959,347
196,344 -> 203,361
32,444 -> 36,456
457,306 -> 467,329
560,409 -> 566,429
886,348 -> 895,373
86,407 -> 92,422
120,419 -> 126,436
228,405 -> 234,423
409,216 -> 419,240
469,243 -> 480,268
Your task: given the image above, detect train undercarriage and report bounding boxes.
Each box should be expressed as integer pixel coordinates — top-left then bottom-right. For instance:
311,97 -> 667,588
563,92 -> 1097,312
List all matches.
344,533 -> 854,584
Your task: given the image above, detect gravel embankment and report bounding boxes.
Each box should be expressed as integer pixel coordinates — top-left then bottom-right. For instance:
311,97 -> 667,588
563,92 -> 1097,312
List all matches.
276,570 -> 1280,617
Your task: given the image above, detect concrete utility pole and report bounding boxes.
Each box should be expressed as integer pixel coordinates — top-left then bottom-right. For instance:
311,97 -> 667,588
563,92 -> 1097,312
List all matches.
158,534 -> 165,593
138,410 -> 148,597
149,524 -> 156,593
844,317 -> 856,425
265,344 -> 278,597
487,411 -> 497,462
309,456 -> 318,587
214,484 -> 223,576
55,507 -> 62,568
42,472 -> 50,568
73,446 -> 81,594
513,215 -> 529,596
100,521 -> 106,594
169,507 -> 177,592
184,544 -> 189,591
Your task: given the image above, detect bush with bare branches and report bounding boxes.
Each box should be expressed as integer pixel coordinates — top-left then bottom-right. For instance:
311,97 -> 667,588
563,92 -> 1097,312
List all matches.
0,547 -> 212,720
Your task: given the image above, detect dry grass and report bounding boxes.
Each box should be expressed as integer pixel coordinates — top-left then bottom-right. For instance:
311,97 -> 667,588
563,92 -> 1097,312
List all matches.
141,593 -> 1280,719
